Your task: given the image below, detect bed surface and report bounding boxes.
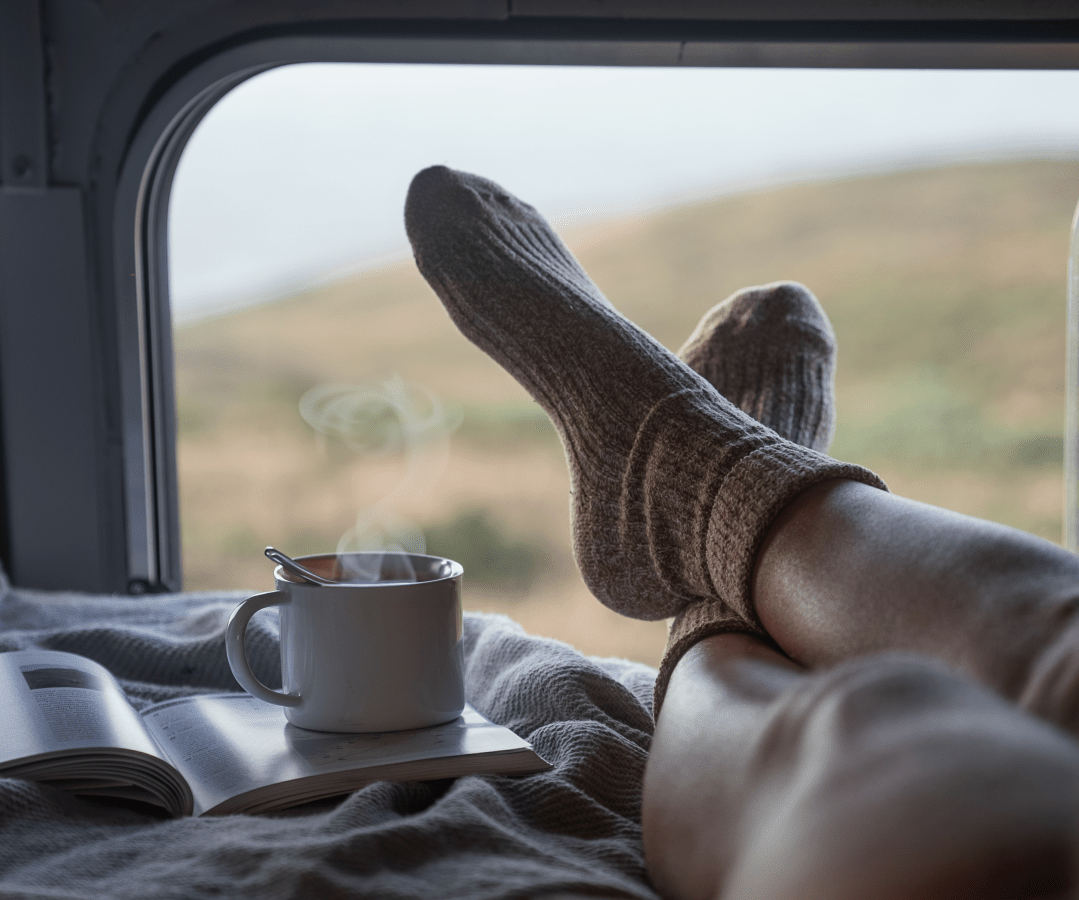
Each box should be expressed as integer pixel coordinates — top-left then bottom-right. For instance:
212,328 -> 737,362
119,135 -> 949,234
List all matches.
0,573 -> 660,899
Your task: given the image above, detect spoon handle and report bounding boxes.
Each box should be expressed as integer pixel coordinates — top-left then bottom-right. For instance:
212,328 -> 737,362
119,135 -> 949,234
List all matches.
264,546 -> 333,586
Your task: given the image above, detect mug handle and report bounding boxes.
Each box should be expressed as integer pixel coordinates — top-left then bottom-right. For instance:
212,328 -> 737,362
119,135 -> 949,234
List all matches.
225,590 -> 301,708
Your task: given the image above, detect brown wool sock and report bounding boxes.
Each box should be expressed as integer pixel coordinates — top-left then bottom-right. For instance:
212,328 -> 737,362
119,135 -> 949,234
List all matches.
654,284 -> 848,715
404,167 -> 887,706
678,282 -> 837,454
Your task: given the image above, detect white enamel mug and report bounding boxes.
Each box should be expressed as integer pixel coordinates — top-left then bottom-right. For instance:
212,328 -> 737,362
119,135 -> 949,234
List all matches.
226,552 -> 465,733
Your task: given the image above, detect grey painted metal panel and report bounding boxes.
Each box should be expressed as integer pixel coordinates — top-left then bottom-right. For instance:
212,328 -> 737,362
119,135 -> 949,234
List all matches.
0,188 -> 107,590
682,40 -> 1079,68
0,0 -> 46,188
511,1 -> 1079,19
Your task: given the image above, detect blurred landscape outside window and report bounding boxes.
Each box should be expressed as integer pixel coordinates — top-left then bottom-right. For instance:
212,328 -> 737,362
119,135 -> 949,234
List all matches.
170,64 -> 1079,667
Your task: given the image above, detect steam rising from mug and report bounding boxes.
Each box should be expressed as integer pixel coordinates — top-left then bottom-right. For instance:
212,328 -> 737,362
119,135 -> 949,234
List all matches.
298,375 -> 461,583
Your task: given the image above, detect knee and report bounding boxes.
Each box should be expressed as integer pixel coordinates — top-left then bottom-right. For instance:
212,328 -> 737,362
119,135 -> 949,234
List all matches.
728,656 -> 1079,900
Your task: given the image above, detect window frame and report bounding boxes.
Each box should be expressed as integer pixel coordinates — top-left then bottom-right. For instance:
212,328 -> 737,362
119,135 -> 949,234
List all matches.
3,4 -> 1078,593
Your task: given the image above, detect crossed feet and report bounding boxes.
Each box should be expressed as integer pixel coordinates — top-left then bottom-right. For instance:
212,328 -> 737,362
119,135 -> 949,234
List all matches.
404,165 -> 886,712
405,165 -> 1079,736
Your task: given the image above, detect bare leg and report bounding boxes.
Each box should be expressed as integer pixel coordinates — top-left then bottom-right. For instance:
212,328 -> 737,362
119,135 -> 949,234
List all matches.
643,635 -> 805,899
644,634 -> 1079,900
753,479 -> 1079,728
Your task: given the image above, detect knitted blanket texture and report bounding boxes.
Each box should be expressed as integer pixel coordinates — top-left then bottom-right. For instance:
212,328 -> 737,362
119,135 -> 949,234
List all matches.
0,575 -> 660,900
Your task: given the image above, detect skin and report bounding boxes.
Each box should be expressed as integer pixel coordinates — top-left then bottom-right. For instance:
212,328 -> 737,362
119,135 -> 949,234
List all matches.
753,480 -> 1079,713
642,479 -> 1079,900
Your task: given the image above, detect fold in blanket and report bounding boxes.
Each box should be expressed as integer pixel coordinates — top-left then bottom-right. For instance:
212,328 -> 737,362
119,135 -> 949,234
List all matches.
0,581 -> 660,900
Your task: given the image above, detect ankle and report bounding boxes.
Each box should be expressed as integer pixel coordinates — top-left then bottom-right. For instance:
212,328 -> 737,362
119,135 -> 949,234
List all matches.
653,599 -> 772,719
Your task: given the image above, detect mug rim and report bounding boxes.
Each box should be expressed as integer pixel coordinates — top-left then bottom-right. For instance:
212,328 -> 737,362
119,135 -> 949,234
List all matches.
276,550 -> 463,587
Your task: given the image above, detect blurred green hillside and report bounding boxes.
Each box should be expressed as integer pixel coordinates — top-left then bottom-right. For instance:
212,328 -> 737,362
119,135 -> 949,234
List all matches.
175,159 -> 1079,665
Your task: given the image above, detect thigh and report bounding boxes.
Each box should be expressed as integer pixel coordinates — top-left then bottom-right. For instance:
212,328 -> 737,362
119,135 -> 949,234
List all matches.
725,655 -> 1079,900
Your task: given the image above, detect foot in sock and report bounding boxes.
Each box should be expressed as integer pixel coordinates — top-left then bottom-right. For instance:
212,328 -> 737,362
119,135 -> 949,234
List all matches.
405,166 -> 884,627
678,282 -> 836,454
654,283 -> 843,714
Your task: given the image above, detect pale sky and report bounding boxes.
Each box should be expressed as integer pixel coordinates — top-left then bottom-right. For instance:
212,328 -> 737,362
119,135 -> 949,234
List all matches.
169,63 -> 1079,321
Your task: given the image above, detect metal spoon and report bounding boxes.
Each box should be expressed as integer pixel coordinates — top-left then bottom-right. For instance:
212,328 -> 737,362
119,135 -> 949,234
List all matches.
264,546 -> 337,586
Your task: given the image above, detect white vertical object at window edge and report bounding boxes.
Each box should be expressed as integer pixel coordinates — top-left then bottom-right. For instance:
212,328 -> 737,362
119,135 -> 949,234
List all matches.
1065,196 -> 1079,552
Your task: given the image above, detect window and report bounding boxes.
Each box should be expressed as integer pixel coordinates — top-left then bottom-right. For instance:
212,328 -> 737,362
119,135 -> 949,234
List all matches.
169,63 -> 1079,664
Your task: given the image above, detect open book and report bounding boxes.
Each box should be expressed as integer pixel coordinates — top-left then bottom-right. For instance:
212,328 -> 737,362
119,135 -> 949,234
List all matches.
0,649 -> 550,817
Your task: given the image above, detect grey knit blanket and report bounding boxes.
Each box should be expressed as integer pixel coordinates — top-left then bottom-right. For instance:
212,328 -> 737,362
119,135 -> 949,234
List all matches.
0,573 -> 660,900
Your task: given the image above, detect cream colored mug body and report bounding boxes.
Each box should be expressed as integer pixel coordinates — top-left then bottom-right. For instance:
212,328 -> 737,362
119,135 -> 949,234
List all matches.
226,552 -> 465,733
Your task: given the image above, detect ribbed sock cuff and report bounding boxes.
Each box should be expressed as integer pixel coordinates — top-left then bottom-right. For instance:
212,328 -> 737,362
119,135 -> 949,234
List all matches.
706,442 -> 888,629
653,443 -> 887,720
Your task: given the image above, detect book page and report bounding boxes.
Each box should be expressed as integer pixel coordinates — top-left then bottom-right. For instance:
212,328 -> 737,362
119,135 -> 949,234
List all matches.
141,694 -> 540,816
0,650 -> 164,764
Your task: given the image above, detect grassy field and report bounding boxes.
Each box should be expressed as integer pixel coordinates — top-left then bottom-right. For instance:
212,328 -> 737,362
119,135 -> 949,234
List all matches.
174,159 -> 1079,667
